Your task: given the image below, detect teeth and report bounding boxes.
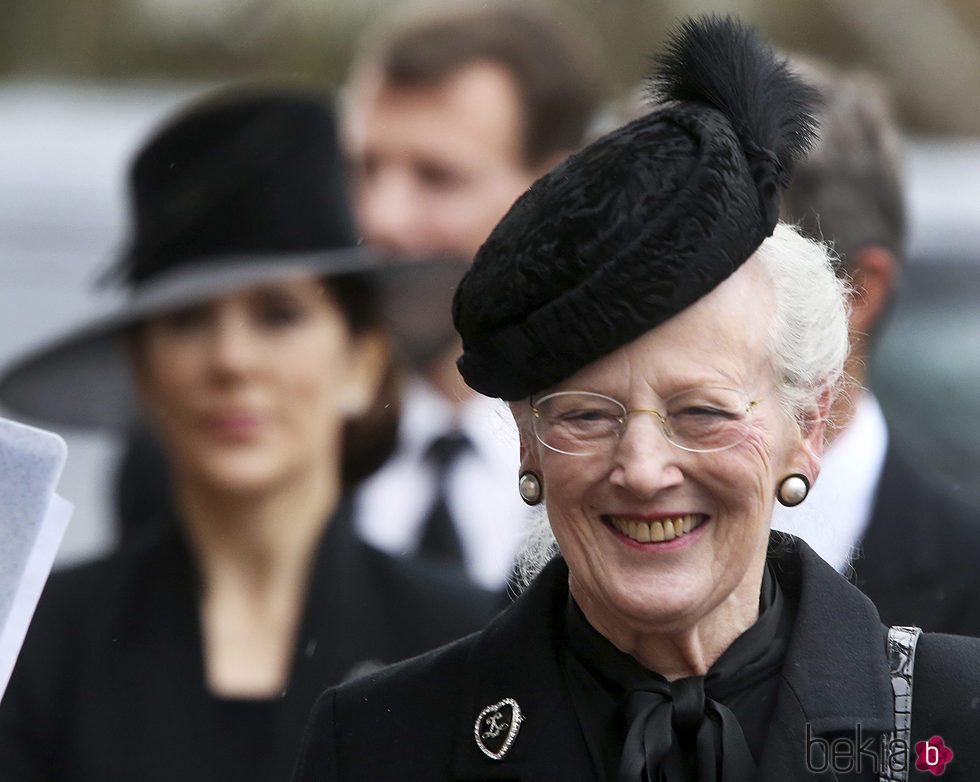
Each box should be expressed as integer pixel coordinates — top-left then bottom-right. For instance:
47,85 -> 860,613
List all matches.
609,514 -> 704,544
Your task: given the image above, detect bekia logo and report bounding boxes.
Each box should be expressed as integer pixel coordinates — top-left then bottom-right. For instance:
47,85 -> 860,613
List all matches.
915,736 -> 953,775
806,724 -> 953,776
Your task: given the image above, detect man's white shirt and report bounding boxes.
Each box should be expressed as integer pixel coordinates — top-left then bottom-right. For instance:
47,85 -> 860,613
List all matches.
354,379 -> 528,590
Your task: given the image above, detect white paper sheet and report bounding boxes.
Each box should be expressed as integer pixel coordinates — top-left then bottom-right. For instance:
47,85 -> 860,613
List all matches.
0,493 -> 73,699
0,418 -> 73,702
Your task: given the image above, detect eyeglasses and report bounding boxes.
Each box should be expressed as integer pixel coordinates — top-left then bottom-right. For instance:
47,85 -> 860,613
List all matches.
529,387 -> 769,456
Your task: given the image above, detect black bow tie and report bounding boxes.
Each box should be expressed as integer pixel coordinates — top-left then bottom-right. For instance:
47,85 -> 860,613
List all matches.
617,674 -> 756,782
617,567 -> 785,782
564,565 -> 787,782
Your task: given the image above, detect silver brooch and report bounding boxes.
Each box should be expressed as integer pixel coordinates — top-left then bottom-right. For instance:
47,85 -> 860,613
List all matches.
474,698 -> 523,760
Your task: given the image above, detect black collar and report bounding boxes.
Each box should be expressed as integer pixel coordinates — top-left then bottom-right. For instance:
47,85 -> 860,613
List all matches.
767,535 -> 892,733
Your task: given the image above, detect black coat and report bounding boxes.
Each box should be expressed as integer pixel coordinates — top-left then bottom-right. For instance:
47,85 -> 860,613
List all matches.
0,499 -> 500,782
852,441 -> 980,635
293,537 -> 980,781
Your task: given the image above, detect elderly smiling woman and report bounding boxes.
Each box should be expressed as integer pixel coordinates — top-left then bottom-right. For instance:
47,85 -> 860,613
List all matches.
292,17 -> 980,782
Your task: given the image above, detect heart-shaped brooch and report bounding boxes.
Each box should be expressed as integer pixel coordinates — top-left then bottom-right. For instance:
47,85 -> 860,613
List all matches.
474,698 -> 523,760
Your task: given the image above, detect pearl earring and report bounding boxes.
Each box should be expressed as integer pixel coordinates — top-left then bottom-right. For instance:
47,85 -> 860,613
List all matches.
518,471 -> 542,506
776,473 -> 810,507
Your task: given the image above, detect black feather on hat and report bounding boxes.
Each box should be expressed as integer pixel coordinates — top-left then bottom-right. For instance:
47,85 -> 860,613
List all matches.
453,15 -> 818,400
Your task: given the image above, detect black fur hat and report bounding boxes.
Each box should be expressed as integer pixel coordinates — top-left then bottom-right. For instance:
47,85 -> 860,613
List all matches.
453,16 -> 818,400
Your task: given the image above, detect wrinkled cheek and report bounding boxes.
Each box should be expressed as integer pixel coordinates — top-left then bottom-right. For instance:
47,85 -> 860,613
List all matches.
540,448 -> 606,487
537,462 -> 597,543
740,426 -> 779,482
709,433 -> 779,535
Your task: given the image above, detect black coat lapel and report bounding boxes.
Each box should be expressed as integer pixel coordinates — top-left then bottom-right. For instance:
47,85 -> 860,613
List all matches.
288,505 -> 391,692
759,538 -> 893,781
278,506 -> 386,776
114,529 -> 219,777
450,558 -> 595,782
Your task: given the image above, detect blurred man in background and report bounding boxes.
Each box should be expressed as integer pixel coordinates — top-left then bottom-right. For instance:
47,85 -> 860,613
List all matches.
341,2 -> 605,589
771,58 -> 980,635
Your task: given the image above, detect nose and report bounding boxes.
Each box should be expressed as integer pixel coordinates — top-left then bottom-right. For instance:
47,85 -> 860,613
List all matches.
205,312 -> 261,379
355,169 -> 421,254
608,413 -> 684,498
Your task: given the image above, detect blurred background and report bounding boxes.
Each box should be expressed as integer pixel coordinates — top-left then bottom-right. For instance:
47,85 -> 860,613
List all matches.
2,0 -> 978,564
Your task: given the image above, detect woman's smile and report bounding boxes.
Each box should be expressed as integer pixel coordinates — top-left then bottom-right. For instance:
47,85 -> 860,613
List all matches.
603,513 -> 709,548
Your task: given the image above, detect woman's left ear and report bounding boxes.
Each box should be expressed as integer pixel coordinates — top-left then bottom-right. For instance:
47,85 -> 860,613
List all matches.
342,331 -> 389,417
509,400 -> 545,505
508,400 -> 536,468
791,387 -> 833,485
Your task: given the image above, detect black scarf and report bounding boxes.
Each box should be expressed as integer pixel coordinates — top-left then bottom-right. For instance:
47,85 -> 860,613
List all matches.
562,564 -> 791,782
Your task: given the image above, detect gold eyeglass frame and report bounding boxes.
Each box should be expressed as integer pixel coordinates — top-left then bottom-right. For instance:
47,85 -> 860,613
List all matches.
529,387 -> 772,456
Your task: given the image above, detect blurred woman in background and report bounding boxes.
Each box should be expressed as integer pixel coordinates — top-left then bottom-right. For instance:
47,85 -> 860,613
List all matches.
0,88 -> 497,781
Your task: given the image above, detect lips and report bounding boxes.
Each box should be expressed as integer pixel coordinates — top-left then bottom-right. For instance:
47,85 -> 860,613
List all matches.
605,513 -> 707,543
203,410 -> 263,439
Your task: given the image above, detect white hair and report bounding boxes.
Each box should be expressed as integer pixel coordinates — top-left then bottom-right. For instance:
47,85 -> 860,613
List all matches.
513,222 -> 850,589
513,505 -> 560,592
756,222 -> 851,424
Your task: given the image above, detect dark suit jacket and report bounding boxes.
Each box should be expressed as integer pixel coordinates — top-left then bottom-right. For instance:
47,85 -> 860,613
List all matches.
852,440 -> 980,636
0,498 -> 500,782
293,537 -> 980,781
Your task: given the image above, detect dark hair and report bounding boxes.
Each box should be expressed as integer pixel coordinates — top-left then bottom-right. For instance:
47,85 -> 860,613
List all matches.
351,2 -> 605,169
324,273 -> 403,487
325,272 -> 383,336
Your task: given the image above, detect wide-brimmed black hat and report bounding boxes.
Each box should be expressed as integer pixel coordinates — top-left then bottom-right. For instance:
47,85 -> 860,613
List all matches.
453,16 -> 819,400
0,86 -> 465,427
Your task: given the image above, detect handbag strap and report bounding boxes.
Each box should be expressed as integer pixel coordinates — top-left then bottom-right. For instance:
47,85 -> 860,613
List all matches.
878,625 -> 922,782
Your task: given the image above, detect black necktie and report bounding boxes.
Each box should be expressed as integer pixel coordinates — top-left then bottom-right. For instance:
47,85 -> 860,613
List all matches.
417,431 -> 469,568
